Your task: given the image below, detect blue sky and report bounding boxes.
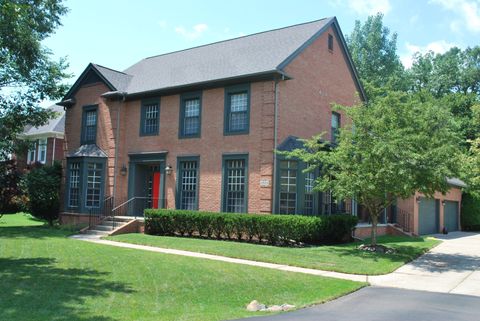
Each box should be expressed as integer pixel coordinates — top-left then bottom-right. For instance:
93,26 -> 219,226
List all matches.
42,0 -> 480,105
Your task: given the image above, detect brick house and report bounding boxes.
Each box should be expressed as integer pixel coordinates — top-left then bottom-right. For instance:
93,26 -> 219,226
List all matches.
16,104 -> 65,169
57,17 -> 463,236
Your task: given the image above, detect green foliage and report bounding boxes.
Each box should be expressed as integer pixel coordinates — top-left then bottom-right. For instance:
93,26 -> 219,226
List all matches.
409,47 -> 480,97
461,192 -> 480,231
23,162 -> 62,225
144,209 -> 358,246
346,13 -> 407,97
0,0 -> 70,158
0,160 -> 24,214
283,91 -> 462,245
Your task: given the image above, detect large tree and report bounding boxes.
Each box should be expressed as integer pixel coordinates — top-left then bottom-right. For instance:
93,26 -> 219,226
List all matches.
284,91 -> 462,246
346,13 -> 407,97
0,0 -> 69,159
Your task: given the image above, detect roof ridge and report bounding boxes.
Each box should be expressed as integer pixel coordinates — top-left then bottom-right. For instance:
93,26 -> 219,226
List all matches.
140,18 -> 328,62
93,63 -> 132,76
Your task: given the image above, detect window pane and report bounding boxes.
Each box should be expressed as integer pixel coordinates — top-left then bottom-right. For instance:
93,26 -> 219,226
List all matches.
185,99 -> 200,117
230,93 -> 248,112
85,163 -> 102,208
331,113 -> 340,128
229,111 -> 247,131
69,163 -> 80,208
228,92 -> 248,132
38,139 -> 47,163
279,160 -> 297,214
225,159 -> 246,213
304,171 -> 315,215
84,110 -> 97,143
143,104 -> 159,134
180,160 -> 198,210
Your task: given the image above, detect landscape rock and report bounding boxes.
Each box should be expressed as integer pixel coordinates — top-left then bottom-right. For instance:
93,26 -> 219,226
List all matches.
246,300 -> 295,312
246,300 -> 266,312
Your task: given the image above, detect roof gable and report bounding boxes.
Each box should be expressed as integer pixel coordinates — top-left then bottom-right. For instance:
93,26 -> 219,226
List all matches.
63,63 -> 131,100
60,17 -> 365,101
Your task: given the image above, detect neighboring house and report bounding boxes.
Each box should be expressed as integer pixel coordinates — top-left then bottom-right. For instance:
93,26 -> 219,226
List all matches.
57,17 -> 463,236
16,105 -> 65,169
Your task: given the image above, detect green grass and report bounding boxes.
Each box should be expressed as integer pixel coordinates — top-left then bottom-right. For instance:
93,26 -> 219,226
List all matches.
107,233 -> 440,275
0,214 -> 363,321
0,212 -> 46,227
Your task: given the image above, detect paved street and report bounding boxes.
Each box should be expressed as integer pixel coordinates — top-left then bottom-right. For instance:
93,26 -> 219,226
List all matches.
236,287 -> 480,321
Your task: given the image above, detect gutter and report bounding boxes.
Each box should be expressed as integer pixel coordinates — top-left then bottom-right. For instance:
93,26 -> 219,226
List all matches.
111,91 -> 127,206
272,76 -> 281,214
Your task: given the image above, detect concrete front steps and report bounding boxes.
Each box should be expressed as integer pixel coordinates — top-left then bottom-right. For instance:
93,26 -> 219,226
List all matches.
83,217 -> 135,237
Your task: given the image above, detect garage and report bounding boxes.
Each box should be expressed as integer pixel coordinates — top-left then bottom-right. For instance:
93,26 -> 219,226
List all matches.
418,198 -> 439,235
444,201 -> 459,232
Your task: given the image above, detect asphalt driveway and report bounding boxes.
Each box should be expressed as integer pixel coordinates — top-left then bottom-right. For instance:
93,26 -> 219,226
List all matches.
370,232 -> 480,296
236,287 -> 480,321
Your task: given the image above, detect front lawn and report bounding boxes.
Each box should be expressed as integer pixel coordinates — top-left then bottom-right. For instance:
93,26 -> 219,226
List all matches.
108,233 -> 440,275
0,214 -> 363,321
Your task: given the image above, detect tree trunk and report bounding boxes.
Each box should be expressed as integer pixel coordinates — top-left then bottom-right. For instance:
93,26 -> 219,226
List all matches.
370,213 -> 378,246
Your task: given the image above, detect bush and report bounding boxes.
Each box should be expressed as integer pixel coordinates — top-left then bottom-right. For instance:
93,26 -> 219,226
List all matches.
144,209 -> 358,246
0,160 -> 24,214
23,162 -> 62,226
462,192 -> 480,231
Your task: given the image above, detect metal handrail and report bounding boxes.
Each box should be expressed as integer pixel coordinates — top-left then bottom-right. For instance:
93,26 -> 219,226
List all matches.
112,197 -> 135,212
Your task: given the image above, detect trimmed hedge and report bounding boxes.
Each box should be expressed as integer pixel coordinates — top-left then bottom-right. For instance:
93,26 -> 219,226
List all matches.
461,192 -> 480,231
144,209 -> 358,246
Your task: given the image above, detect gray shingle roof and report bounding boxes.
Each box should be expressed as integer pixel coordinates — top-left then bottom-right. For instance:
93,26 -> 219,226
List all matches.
22,105 -> 65,136
121,18 -> 330,94
68,144 -> 108,158
447,177 -> 467,188
93,64 -> 132,92
62,17 -> 365,102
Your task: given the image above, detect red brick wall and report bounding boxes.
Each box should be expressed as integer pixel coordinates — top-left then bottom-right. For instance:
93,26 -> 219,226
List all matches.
278,25 -> 360,143
46,137 -> 64,165
63,81 -> 275,214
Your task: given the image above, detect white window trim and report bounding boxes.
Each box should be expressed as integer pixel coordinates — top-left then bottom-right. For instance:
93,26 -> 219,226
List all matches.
27,143 -> 36,164
37,138 -> 47,164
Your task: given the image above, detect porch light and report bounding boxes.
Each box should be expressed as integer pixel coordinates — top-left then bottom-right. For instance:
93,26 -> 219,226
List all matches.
442,200 -> 446,206
416,196 -> 421,203
165,164 -> 173,175
120,164 -> 127,176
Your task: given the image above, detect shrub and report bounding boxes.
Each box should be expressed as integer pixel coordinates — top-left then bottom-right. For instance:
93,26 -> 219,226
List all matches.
461,192 -> 480,231
23,162 -> 62,226
144,209 -> 358,246
0,160 -> 24,215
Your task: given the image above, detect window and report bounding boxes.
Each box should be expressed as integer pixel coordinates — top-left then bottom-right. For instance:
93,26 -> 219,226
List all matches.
68,162 -> 80,208
328,33 -> 334,51
82,105 -> 97,144
85,162 -> 103,208
38,138 -> 47,164
27,142 -> 36,164
180,92 -> 201,138
223,155 -> 248,213
178,159 -> 199,210
279,160 -> 297,214
224,84 -> 250,134
331,112 -> 341,144
140,100 -> 160,136
304,171 -> 315,215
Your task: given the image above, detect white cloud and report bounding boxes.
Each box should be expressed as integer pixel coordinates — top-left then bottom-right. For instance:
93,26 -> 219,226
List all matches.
400,40 -> 458,68
346,0 -> 392,15
174,23 -> 208,40
431,0 -> 480,33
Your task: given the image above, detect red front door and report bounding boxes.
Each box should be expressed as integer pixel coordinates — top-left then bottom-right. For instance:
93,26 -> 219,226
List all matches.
152,172 -> 160,209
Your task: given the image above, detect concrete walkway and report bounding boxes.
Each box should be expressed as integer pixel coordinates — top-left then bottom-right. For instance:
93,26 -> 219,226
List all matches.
369,232 -> 480,296
70,231 -> 480,297
70,233 -> 367,282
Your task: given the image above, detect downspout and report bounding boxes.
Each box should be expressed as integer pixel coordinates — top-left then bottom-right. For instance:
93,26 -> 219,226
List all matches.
52,137 -> 56,165
272,77 -> 280,214
112,93 -> 126,205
